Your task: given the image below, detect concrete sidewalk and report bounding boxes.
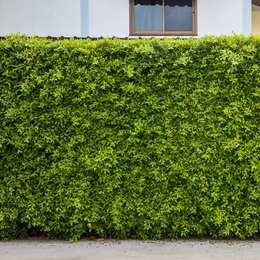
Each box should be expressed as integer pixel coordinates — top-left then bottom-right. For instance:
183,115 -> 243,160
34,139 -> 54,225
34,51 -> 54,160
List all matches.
1,236 -> 260,260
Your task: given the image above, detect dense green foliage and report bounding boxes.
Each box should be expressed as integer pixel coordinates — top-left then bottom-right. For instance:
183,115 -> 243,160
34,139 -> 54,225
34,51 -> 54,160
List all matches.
0,34 -> 260,241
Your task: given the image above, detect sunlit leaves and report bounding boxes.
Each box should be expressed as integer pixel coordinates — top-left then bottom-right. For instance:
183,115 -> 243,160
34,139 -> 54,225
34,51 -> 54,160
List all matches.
0,34 -> 260,241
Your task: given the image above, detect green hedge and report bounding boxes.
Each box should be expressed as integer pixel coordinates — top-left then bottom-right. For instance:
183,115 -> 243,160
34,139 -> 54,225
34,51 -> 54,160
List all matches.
0,34 -> 260,241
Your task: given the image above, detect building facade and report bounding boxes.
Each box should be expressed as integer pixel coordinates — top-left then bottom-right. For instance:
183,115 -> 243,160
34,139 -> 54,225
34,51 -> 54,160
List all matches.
0,0 -> 258,38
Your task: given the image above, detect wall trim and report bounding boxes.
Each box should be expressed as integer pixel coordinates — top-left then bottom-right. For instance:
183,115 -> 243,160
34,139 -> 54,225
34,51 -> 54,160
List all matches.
80,0 -> 89,37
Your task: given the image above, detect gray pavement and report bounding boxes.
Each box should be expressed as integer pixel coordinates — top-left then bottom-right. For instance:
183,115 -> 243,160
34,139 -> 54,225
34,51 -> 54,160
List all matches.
1,236 -> 260,260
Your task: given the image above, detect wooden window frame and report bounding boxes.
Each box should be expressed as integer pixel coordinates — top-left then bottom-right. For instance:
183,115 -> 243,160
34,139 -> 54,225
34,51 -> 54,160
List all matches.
130,0 -> 197,36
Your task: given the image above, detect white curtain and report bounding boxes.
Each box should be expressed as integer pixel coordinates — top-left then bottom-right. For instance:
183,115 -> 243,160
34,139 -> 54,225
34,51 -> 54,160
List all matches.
134,4 -> 162,31
164,5 -> 192,31
134,0 -> 193,32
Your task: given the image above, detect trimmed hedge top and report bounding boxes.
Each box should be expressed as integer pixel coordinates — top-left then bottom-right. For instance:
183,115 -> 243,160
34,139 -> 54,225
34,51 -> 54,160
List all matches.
0,34 -> 260,241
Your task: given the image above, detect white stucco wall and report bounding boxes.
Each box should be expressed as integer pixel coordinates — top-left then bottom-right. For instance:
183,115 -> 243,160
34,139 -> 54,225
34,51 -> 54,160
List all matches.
0,0 -> 254,38
198,0 -> 251,37
0,0 -> 81,37
88,0 -> 129,37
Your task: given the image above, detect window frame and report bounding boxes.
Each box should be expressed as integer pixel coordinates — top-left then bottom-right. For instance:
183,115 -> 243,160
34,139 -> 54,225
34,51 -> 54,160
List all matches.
129,0 -> 197,36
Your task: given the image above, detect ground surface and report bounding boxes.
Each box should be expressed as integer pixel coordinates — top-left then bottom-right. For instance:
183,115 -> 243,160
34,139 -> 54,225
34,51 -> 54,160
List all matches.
1,236 -> 260,260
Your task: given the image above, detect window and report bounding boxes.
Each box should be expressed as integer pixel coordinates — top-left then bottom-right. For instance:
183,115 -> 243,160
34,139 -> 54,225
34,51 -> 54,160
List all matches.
130,0 -> 197,36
